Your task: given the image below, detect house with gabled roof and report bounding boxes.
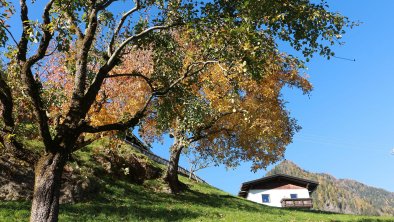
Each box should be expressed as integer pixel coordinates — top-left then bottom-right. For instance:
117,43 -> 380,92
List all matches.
238,174 -> 319,208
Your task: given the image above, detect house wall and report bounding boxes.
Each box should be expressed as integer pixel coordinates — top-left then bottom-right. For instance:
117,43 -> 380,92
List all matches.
246,188 -> 310,207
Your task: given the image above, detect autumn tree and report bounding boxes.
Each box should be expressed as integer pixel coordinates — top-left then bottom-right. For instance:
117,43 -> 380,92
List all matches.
141,48 -> 312,193
0,0 -> 353,221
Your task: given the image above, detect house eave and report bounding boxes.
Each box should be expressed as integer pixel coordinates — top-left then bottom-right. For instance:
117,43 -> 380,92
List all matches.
238,174 -> 319,198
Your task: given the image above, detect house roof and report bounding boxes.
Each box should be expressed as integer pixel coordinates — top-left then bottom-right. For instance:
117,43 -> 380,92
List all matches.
238,174 -> 319,198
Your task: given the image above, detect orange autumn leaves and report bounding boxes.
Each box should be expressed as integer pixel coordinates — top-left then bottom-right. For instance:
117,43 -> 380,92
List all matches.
38,31 -> 311,171
89,50 -> 154,128
191,53 -> 312,170
39,48 -> 154,134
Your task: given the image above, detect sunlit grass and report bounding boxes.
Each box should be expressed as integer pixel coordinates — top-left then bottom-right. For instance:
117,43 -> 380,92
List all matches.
1,138 -> 392,221
1,176 -> 392,222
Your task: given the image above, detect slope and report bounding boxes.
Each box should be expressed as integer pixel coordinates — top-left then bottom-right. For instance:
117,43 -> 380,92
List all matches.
0,140 -> 393,221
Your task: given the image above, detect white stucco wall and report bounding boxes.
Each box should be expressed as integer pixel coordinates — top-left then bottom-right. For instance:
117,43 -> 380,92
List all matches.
246,189 -> 310,207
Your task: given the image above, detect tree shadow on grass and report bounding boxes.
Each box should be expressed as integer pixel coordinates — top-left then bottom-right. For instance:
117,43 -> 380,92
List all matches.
58,177 -> 287,221
355,220 -> 393,222
171,188 -> 286,216
59,178 -> 205,221
61,203 -> 202,221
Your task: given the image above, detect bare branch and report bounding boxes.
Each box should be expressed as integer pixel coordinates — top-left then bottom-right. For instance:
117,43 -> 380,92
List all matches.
107,0 -> 141,56
194,162 -> 211,172
108,24 -> 176,66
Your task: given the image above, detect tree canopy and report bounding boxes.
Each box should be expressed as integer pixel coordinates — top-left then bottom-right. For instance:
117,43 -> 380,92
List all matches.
0,0 -> 354,221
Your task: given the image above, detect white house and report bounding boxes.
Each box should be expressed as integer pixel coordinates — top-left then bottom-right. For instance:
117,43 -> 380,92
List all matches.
238,174 -> 319,208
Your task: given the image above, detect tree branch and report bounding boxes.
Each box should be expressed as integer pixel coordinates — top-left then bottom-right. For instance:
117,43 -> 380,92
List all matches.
72,137 -> 96,152
17,0 -> 56,151
153,60 -> 218,97
26,0 -> 55,65
97,0 -> 118,10
107,0 -> 141,56
79,23 -> 178,124
81,60 -> 218,134
81,93 -> 153,133
65,6 -> 99,125
0,22 -> 18,45
188,110 -> 236,143
74,7 -> 98,97
0,71 -> 14,128
108,24 -> 175,66
105,71 -> 154,91
65,11 -> 84,40
0,70 -> 38,164
17,0 -> 30,61
189,127 -> 231,143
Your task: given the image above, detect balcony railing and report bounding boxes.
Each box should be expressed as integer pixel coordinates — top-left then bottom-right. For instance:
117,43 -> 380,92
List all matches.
280,198 -> 313,208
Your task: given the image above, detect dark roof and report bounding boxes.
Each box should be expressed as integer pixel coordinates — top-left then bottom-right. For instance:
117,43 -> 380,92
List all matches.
238,174 -> 319,198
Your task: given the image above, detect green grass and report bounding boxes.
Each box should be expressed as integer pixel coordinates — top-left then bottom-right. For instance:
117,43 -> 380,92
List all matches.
1,138 -> 393,221
1,176 -> 393,222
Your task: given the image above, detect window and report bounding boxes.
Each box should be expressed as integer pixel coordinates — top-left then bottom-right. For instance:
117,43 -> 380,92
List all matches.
290,194 -> 298,199
262,194 -> 270,203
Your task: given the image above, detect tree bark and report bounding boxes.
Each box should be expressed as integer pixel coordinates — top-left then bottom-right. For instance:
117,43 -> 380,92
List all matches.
189,165 -> 193,179
164,144 -> 184,194
30,152 -> 65,222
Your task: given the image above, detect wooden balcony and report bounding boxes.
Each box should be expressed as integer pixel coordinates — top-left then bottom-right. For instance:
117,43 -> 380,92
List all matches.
280,198 -> 313,208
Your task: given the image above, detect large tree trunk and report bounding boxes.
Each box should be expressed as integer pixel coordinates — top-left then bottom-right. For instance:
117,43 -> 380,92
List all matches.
164,145 -> 184,193
30,152 -> 66,222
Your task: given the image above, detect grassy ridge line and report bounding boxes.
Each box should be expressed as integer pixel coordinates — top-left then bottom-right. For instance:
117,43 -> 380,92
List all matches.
1,176 -> 393,222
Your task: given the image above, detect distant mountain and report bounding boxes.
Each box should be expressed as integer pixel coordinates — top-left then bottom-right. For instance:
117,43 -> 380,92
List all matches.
266,160 -> 394,216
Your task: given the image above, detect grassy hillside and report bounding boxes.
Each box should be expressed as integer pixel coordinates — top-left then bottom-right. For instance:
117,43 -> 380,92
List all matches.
1,140 -> 393,221
267,160 -> 394,216
1,176 -> 394,222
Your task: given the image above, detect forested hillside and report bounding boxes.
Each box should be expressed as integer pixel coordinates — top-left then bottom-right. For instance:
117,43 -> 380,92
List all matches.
267,160 -> 394,216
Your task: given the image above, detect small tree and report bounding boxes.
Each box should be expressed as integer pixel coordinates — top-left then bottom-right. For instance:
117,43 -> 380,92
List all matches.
184,145 -> 215,180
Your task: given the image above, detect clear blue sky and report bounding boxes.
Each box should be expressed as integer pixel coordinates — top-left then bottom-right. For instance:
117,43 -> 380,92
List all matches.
151,0 -> 394,195
5,1 -> 394,195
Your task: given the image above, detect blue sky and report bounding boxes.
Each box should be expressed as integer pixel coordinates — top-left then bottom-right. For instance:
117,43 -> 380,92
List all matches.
152,0 -> 394,195
5,1 -> 394,195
